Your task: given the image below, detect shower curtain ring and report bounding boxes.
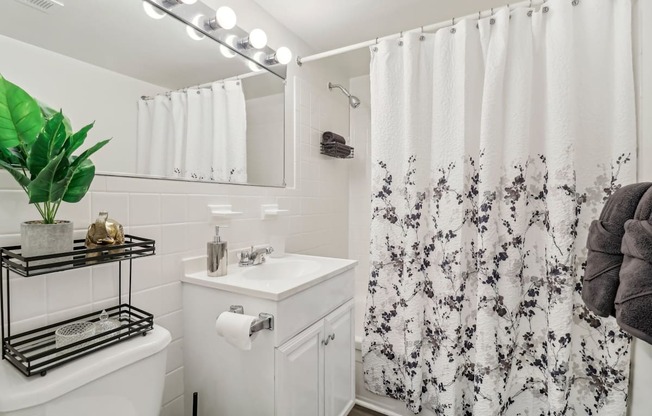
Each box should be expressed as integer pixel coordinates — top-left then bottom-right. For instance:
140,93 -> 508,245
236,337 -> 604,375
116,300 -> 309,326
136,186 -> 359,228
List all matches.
419,26 -> 425,41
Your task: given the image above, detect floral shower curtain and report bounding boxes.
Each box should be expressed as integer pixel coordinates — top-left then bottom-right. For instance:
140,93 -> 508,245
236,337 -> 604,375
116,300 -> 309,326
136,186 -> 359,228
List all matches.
137,80 -> 247,182
362,0 -> 636,414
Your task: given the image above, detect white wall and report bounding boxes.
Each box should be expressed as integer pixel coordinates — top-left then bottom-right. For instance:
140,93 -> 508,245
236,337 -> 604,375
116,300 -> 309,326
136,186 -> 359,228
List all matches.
0,34 -> 167,175
348,75 -> 371,338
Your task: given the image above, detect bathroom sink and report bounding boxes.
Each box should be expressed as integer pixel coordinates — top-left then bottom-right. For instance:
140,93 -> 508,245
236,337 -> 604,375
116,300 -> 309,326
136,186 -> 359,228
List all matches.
181,253 -> 357,300
241,259 -> 320,280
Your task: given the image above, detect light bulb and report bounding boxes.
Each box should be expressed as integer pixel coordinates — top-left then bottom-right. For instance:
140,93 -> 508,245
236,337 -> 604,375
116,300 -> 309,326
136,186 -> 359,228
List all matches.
253,51 -> 265,63
143,2 -> 166,19
220,35 -> 237,58
248,60 -> 263,72
275,47 -> 292,65
186,15 -> 205,41
249,28 -> 267,49
216,6 -> 237,30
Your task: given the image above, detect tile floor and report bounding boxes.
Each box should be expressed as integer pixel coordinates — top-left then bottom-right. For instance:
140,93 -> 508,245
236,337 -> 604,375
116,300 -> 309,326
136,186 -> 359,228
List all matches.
348,405 -> 385,416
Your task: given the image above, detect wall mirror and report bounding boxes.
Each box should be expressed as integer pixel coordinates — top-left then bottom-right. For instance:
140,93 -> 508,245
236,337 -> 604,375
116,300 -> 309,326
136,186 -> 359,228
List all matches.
0,0 -> 288,187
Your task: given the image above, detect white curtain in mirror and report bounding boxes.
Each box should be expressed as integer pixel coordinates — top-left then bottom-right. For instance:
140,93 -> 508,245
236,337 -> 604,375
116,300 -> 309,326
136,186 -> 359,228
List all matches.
137,80 -> 247,182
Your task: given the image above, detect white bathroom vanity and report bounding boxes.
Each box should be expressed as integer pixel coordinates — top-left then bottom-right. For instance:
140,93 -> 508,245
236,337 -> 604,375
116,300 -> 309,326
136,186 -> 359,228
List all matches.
182,254 -> 357,416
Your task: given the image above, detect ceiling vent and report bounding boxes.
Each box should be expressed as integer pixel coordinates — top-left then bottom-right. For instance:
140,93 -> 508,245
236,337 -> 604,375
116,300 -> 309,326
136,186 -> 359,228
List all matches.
13,0 -> 64,14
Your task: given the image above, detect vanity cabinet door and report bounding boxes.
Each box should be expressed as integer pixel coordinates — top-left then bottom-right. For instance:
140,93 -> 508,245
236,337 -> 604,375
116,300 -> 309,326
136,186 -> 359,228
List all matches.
275,321 -> 325,416
324,300 -> 355,416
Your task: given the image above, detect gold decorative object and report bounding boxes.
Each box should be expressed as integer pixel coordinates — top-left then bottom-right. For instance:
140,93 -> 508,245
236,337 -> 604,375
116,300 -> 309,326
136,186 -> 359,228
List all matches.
85,212 -> 125,258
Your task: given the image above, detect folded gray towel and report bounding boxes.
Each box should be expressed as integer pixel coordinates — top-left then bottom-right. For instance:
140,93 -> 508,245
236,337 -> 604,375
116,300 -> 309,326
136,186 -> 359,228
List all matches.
616,187 -> 652,344
582,182 -> 652,317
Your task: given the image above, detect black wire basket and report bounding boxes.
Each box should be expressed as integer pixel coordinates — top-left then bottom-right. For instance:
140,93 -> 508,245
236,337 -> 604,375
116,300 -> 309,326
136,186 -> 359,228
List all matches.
320,141 -> 354,159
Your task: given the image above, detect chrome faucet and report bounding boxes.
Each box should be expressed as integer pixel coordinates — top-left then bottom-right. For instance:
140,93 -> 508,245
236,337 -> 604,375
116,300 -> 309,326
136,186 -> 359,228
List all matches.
239,246 -> 274,266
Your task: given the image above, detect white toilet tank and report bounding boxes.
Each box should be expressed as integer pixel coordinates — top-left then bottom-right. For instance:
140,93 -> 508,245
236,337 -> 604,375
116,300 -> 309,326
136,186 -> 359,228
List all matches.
0,325 -> 170,416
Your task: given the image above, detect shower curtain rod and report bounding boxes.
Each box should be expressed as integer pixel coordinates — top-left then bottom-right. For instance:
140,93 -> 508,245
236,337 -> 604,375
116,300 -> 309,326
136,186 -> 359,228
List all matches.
140,69 -> 263,100
296,0 -> 544,66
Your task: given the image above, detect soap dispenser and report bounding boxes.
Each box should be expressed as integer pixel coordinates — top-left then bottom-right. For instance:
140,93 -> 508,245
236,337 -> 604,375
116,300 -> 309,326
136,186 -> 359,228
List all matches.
207,226 -> 228,277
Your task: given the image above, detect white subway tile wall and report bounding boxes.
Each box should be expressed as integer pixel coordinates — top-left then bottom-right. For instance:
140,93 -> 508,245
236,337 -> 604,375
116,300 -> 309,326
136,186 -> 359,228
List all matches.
0,74 -> 350,414
347,75 -> 372,339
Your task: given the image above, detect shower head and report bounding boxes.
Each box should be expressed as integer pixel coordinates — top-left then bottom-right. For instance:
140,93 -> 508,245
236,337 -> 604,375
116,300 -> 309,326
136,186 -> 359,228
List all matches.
328,82 -> 361,109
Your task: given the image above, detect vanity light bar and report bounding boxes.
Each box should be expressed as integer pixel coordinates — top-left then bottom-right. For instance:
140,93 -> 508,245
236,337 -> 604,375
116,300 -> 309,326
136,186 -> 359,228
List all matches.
141,0 -> 291,73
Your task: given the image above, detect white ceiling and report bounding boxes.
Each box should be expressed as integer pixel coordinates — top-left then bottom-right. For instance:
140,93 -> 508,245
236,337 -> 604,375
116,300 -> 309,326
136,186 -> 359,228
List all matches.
251,0 -> 513,53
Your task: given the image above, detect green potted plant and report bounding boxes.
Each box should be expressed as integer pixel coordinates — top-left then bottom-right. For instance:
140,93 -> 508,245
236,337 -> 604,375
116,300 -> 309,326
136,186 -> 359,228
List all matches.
0,74 -> 110,260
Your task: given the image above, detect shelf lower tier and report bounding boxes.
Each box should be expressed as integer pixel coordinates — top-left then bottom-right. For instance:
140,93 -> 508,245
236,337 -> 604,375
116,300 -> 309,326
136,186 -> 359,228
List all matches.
2,304 -> 153,377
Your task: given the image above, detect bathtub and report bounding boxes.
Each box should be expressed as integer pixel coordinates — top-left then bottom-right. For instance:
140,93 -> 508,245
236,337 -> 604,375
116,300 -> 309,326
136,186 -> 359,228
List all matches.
354,337 -> 435,416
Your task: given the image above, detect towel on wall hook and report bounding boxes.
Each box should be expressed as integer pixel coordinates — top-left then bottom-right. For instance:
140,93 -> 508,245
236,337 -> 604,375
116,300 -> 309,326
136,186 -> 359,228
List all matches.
582,182 -> 652,317
615,186 -> 652,345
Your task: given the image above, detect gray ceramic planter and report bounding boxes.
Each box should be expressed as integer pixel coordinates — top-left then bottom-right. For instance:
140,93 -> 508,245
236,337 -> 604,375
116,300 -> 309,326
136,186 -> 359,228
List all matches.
20,221 -> 74,265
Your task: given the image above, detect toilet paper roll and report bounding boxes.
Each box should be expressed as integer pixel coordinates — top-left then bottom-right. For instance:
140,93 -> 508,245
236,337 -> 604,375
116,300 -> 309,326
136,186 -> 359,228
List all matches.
215,312 -> 258,351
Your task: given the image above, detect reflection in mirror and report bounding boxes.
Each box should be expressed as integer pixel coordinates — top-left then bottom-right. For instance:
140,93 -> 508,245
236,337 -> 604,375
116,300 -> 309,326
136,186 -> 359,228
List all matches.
137,71 -> 284,185
0,0 -> 286,187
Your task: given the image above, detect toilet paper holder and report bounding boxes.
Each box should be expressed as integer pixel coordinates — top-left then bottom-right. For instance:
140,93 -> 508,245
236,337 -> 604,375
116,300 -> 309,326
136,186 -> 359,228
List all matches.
229,305 -> 274,335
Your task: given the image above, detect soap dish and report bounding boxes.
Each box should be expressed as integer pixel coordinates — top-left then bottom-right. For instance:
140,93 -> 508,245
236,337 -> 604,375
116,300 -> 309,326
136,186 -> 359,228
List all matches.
55,321 -> 96,352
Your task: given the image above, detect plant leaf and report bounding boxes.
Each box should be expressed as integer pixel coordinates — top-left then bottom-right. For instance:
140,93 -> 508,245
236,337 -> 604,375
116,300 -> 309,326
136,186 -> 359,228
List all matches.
69,139 -> 111,171
64,122 -> 95,158
62,159 -> 95,203
26,152 -> 65,203
0,159 -> 30,188
27,112 -> 67,177
38,101 -> 72,135
0,146 -> 19,165
0,74 -> 44,150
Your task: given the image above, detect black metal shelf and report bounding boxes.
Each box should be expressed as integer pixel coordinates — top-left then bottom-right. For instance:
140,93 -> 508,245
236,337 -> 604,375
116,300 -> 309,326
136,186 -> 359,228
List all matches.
1,235 -> 156,377
3,304 -> 153,377
321,141 -> 354,159
0,234 -> 155,277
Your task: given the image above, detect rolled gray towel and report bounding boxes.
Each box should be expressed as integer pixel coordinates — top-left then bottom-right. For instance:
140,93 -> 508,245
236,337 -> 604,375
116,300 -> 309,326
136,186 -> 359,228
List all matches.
616,187 -> 652,344
322,131 -> 346,144
582,182 -> 652,317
